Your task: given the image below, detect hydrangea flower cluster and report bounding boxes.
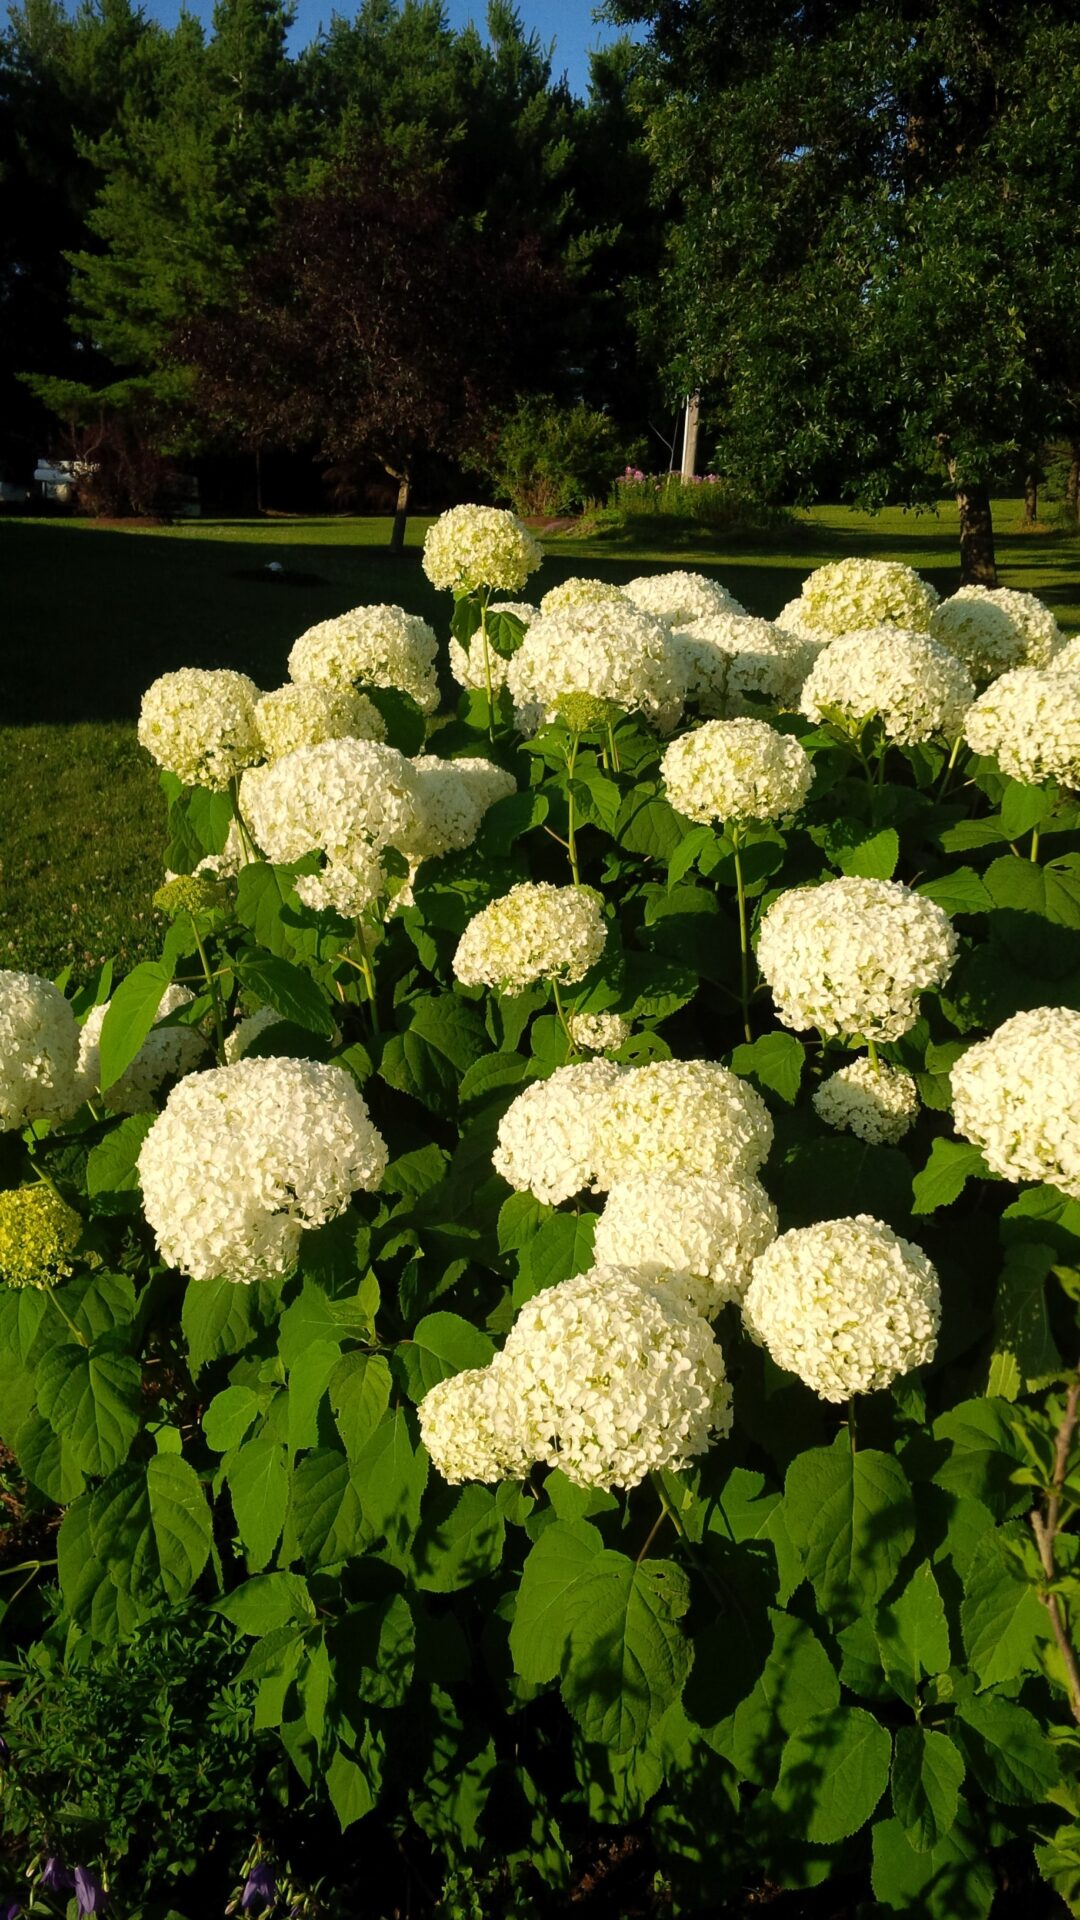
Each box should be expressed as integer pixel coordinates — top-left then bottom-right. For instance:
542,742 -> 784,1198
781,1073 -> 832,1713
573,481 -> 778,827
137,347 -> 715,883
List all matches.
624,570 -> 745,626
800,628 -> 974,744
506,602 -> 684,734
782,559 -> 939,638
742,1215 -> 941,1400
137,1056 -> 387,1283
963,668 -> 1080,788
254,683 -> 385,760
138,669 -> 263,790
0,971 -> 82,1131
1054,634 -> 1080,673
671,614 -> 816,716
757,878 -> 957,1042
408,756 -> 517,862
539,578 -> 629,615
930,585 -> 1063,681
594,1059 -> 773,1186
491,1060 -> 625,1205
950,1007 -> 1080,1198
0,1184 -> 83,1288
453,883 -> 607,994
224,1004 -> 285,1064
420,1266 -> 733,1490
593,1172 -> 777,1315
661,717 -> 813,825
813,1058 -> 919,1144
566,1010 -> 630,1053
77,984 -> 206,1114
242,738 -> 422,917
288,605 -> 439,713
421,505 -> 542,594
448,603 -> 538,691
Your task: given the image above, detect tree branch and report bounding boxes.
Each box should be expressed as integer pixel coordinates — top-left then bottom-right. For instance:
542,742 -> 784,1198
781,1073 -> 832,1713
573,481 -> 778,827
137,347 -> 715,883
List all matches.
1029,1376 -> 1080,1726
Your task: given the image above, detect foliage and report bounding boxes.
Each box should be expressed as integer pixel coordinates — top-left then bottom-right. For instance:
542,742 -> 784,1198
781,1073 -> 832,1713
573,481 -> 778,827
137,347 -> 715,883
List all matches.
475,397 -> 629,518
609,468 -> 793,538
4,531 -> 1080,1916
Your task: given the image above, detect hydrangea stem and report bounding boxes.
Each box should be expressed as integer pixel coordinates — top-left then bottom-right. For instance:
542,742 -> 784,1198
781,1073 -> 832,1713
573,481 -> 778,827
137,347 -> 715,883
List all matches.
848,1396 -> 858,1454
228,777 -> 257,863
479,600 -> 495,745
191,919 -> 226,1064
731,831 -> 753,1043
353,919 -> 380,1034
565,730 -> 582,886
1031,825 -> 1041,863
866,1037 -> 880,1076
607,722 -> 621,773
551,979 -> 575,1054
937,732 -> 963,801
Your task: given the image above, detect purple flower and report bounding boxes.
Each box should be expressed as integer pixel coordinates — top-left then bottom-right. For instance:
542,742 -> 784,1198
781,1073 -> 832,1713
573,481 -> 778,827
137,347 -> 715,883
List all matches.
241,1863 -> 277,1912
2,1900 -> 22,1919
39,1860 -> 74,1895
74,1867 -> 106,1915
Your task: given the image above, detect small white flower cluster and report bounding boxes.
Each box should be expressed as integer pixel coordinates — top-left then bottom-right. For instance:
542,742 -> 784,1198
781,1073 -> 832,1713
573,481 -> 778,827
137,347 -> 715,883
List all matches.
594,1171 -> 777,1316
224,1004 -> 282,1063
137,1056 -> 387,1283
138,669 -> 263,791
407,755 -> 517,862
1053,634 -> 1080,673
624,570 -> 746,626
453,883 -> 607,994
422,505 -> 542,594
506,601 -> 684,734
77,985 -> 206,1114
419,1265 -> 733,1489
743,1215 -> 940,1401
930,585 -> 1063,682
661,717 -> 813,826
758,878 -> 957,1042
448,603 -> 538,691
783,559 -> 939,639
539,578 -> 629,615
288,605 -> 439,714
963,668 -> 1080,788
671,614 -> 816,717
813,1058 -> 919,1145
254,682 -> 386,761
494,1057 -> 773,1204
566,1010 -> 630,1053
0,971 -> 82,1131
951,1007 -> 1080,1198
800,627 -> 974,745
243,738 -> 422,917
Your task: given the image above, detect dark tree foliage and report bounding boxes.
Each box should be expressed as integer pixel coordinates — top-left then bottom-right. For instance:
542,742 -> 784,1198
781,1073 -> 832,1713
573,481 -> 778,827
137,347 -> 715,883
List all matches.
606,0 -> 1080,579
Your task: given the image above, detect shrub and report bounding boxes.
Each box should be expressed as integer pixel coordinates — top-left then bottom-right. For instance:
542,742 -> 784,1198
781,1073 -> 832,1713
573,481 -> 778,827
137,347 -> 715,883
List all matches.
609,466 -> 793,538
477,396 -> 628,516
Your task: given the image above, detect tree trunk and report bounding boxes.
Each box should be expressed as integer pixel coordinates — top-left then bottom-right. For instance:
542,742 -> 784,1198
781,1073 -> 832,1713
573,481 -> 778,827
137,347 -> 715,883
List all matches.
1023,470 -> 1038,524
388,469 -> 410,553
680,393 -> 700,481
1067,442 -> 1080,525
955,481 -> 997,586
254,449 -> 263,515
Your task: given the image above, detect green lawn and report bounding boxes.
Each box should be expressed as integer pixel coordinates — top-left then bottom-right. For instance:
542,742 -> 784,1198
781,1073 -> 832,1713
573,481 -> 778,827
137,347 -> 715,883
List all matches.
3,501 -> 1077,981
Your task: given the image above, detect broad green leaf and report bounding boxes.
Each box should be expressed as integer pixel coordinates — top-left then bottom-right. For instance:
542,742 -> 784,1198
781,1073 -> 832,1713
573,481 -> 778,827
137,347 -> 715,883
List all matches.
985,852 -> 1080,929
235,952 -> 336,1037
90,1455 -> 212,1607
721,1610 -> 840,1785
616,788 -> 685,862
330,1352 -> 392,1463
213,1572 -> 314,1635
186,786 -> 233,854
484,609 -> 526,660
876,1562 -> 950,1690
457,1051 -> 530,1106
932,1399 -> 1024,1517
559,1552 -> 692,1752
327,1594 -> 414,1712
85,1114 -> 155,1214
991,1241 -> 1061,1388
226,1436 -> 289,1570
871,1813 -> 995,1917
290,1447 -> 366,1566
784,1441 -> 915,1618
917,868 -> 993,915
954,1693 -> 1060,1803
729,1031 -> 805,1103
413,1484 -> 506,1592
365,685 -> 426,755
235,861 -> 301,959
398,1312 -> 495,1401
379,994 -> 489,1115
667,824 -> 715,885
14,1410 -> 87,1503
497,1192 -> 552,1254
1000,778 -> 1057,839
514,1210 -> 596,1306
183,1276 -> 277,1376
890,1725 -> 965,1852
97,961 -> 172,1091
287,1339 -> 342,1452
960,1523 -> 1049,1685
351,1409 -> 428,1556
475,790 -> 547,857
203,1384 -> 260,1453
911,1138 -> 989,1213
510,1519 -> 604,1683
326,1746 -> 377,1831
35,1338 -> 141,1477
774,1705 -> 891,1842
835,827 -> 899,879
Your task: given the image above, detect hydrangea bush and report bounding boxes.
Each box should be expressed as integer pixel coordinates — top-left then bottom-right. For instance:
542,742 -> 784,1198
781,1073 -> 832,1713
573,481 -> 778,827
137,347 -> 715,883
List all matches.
2,528 -> 1080,1917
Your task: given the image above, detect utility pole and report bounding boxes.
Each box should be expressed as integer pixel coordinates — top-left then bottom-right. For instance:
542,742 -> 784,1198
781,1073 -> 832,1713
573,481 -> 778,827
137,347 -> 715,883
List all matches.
680,392 -> 700,480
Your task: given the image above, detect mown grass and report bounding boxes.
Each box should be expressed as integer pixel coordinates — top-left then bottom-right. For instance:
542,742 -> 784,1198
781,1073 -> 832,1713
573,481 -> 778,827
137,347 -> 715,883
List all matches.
3,500 -> 1076,981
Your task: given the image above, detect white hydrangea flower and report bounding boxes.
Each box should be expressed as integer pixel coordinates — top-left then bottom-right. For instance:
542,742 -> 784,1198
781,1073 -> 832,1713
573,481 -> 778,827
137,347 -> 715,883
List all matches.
671,613 -> 817,716
288,605 -> 439,714
930,585 -> 1063,682
138,1056 -> 387,1283
789,559 -> 939,638
493,1060 -> 625,1205
418,1359 -> 532,1484
454,882 -> 607,994
593,1058 -> 773,1188
1053,634 -> 1080,673
448,602 -> 538,691
951,1007 -> 1080,1197
963,668 -> 1080,788
539,578 -> 629,616
406,755 -> 516,861
242,738 -> 422,918
506,601 -> 684,734
138,669 -> 262,791
0,971 -> 82,1131
422,505 -> 542,593
661,717 -> 813,825
224,1004 -> 284,1064
813,1058 -> 919,1145
743,1215 -> 941,1401
254,682 -> 386,760
624,570 -> 746,626
757,878 -> 957,1042
499,1266 -> 733,1488
800,627 -> 974,744
566,1010 -> 630,1053
594,1172 -> 777,1315
775,596 -> 822,640
77,985 -> 206,1114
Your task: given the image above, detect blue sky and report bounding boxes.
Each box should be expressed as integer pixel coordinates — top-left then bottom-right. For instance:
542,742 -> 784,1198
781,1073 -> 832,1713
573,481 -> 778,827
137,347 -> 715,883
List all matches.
139,0 -> 632,98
